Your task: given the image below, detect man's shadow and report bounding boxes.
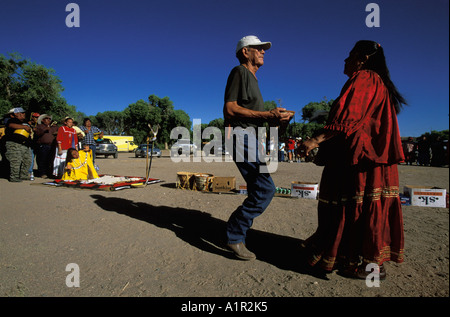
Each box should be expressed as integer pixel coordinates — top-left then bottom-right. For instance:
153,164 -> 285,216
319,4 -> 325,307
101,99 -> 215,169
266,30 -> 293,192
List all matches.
90,194 -> 311,274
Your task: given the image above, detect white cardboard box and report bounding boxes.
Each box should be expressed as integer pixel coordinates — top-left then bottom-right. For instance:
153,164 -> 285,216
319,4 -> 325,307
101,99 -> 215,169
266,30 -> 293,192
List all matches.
404,185 -> 447,208
291,182 -> 319,199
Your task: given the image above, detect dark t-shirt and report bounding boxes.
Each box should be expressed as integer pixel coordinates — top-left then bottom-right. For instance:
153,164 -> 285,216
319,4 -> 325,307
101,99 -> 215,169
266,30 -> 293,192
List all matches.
5,117 -> 31,146
224,65 -> 265,129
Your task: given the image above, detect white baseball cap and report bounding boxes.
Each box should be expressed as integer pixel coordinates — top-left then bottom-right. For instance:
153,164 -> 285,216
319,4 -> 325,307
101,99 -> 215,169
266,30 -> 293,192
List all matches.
236,35 -> 272,53
8,107 -> 26,114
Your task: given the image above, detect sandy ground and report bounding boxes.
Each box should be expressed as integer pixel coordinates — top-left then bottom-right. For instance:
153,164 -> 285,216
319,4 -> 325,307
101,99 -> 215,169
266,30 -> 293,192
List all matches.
0,150 -> 448,299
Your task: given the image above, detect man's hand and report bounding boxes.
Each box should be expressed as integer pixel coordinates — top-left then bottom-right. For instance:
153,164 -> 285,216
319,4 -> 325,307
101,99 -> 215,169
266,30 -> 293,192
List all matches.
268,108 -> 294,129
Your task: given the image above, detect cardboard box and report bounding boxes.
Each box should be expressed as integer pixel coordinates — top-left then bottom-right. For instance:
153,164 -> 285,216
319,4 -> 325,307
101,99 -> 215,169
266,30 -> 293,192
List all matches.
212,177 -> 236,192
291,182 -> 319,199
403,185 -> 447,208
399,194 -> 411,206
239,185 -> 248,195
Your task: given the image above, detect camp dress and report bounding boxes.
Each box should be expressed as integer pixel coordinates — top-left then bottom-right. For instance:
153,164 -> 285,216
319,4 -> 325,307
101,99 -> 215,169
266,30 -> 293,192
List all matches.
305,70 -> 405,271
61,150 -> 99,181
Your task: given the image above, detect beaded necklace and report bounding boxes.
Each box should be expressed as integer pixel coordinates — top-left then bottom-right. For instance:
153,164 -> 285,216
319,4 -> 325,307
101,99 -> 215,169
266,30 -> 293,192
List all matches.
69,152 -> 88,170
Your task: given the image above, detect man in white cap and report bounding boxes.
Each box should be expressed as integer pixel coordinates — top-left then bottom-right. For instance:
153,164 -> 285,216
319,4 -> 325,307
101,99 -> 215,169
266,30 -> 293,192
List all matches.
3,107 -> 33,182
223,35 -> 293,260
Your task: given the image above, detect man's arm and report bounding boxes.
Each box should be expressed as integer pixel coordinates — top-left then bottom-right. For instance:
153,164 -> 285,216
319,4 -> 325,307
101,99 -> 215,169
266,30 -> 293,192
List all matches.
223,101 -> 291,124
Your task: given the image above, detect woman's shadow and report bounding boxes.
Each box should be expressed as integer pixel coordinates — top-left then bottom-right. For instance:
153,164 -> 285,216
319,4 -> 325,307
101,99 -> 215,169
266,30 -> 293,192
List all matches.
90,194 -> 309,274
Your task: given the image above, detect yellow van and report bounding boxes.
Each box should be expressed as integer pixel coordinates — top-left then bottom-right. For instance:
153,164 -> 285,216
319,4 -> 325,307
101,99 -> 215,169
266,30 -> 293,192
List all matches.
104,135 -> 138,152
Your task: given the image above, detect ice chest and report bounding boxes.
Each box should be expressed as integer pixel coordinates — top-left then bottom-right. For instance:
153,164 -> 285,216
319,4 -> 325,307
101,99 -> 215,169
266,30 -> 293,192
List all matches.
291,182 -> 319,199
403,185 -> 447,208
212,177 -> 236,192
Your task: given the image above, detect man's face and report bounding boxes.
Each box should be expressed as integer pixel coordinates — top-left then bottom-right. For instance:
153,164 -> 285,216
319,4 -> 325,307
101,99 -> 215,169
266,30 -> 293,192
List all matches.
13,112 -> 26,121
245,46 -> 265,67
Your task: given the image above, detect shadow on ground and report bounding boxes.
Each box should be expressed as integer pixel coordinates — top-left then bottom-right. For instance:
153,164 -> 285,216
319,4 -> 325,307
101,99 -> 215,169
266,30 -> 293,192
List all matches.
91,194 -> 319,277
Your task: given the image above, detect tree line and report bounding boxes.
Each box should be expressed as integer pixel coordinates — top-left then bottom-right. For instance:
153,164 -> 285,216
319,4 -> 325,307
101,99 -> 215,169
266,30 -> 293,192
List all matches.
1,53 -> 447,149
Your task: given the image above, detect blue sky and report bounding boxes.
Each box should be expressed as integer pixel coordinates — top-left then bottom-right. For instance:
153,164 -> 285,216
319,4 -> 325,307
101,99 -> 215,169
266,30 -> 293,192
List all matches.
1,0 -> 448,137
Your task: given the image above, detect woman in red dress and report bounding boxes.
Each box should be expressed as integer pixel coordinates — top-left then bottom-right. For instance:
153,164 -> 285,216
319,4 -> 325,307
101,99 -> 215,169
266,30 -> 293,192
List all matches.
301,40 -> 407,279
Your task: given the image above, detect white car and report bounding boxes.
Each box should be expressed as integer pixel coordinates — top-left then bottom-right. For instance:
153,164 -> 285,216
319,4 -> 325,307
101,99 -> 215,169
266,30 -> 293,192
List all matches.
171,139 -> 197,155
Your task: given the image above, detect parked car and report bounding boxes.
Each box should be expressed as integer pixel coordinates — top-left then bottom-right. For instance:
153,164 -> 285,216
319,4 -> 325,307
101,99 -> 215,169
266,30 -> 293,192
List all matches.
135,144 -> 162,158
95,138 -> 118,158
205,144 -> 230,156
171,139 -> 197,155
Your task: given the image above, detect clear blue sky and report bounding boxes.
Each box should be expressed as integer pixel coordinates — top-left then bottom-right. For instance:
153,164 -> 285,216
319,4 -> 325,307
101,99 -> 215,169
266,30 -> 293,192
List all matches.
1,0 -> 448,137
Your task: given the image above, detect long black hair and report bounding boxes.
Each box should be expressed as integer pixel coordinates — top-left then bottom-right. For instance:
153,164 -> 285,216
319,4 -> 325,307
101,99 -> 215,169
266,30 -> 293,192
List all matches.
65,148 -> 78,165
352,40 -> 407,113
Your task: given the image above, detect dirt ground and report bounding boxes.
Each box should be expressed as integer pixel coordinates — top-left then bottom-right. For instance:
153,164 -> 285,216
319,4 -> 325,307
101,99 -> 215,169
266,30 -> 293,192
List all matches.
0,150 -> 448,299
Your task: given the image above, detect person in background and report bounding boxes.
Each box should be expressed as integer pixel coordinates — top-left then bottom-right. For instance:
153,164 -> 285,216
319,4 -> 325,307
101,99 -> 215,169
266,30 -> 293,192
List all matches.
287,137 -> 295,163
295,137 -> 303,163
417,136 -> 431,166
430,136 -> 446,167
72,121 -> 85,150
80,118 -> 103,164
35,114 -> 58,178
3,107 -> 32,182
53,116 -> 78,178
223,35 -> 292,260
27,112 -> 40,180
402,137 -> 416,165
301,40 -> 407,280
278,139 -> 285,162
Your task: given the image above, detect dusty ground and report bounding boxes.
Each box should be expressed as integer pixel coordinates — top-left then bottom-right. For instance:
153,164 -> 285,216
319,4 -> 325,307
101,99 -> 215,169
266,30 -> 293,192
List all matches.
0,150 -> 448,300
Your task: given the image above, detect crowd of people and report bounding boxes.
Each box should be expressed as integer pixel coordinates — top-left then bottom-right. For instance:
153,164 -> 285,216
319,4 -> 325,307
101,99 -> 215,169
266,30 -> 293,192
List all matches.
402,136 -> 449,167
277,137 -> 318,163
0,109 -> 103,182
276,134 -> 449,167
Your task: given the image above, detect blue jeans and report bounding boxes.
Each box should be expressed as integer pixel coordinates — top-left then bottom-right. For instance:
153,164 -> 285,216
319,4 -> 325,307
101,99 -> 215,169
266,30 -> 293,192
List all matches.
226,128 -> 276,244
87,144 -> 96,163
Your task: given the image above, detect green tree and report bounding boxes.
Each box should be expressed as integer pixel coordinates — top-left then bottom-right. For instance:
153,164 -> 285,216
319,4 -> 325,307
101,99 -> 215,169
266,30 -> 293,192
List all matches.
123,99 -> 153,145
121,95 -> 191,148
0,53 -> 74,121
301,98 -> 333,124
95,111 -> 125,135
207,118 -> 225,143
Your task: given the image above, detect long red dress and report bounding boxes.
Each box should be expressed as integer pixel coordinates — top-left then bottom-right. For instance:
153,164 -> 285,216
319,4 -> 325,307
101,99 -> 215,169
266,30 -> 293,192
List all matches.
305,70 -> 405,271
